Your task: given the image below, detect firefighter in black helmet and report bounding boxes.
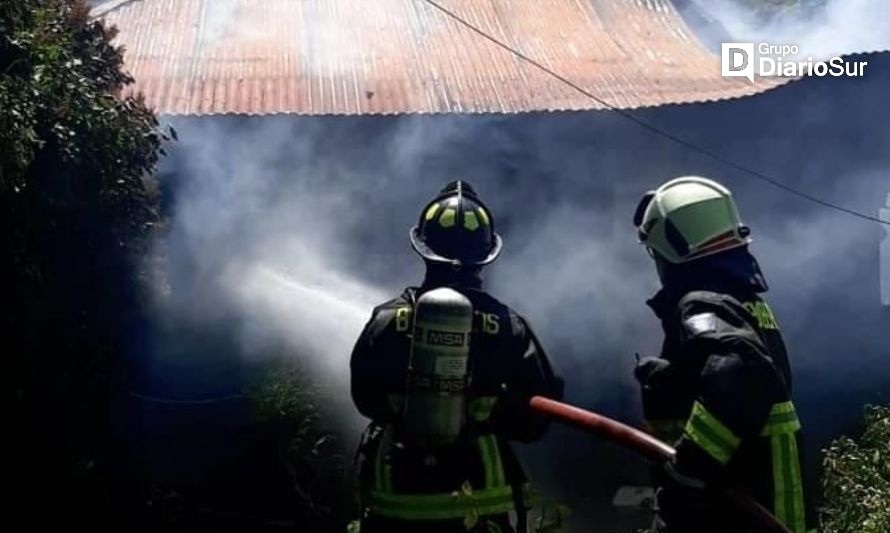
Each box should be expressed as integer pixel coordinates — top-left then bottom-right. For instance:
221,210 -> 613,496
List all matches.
632,177 -> 811,532
350,181 -> 563,533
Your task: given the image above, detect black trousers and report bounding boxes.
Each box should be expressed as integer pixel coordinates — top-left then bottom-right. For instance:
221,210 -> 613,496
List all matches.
655,486 -> 767,533
359,513 -> 515,533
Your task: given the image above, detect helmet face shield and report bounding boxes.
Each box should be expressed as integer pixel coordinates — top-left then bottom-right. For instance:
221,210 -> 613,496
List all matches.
635,177 -> 752,264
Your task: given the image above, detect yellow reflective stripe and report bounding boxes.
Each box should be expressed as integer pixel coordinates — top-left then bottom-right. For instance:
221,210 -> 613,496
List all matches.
464,211 -> 480,231
476,207 -> 490,226
478,437 -> 493,488
383,464 -> 392,493
469,396 -> 498,422
490,437 -> 506,488
771,433 -> 807,532
366,484 -> 520,521
771,402 -> 795,415
373,426 -> 394,492
770,434 -> 784,525
381,427 -> 393,492
684,402 -> 741,465
761,401 -> 802,436
424,203 -> 441,221
439,208 -> 456,228
784,434 -> 807,533
764,419 -> 801,436
394,306 -> 411,332
477,435 -> 506,488
743,300 -> 780,330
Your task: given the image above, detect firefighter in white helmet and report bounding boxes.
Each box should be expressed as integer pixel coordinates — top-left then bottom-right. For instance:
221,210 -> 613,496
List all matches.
632,176 -> 811,532
350,181 -> 563,532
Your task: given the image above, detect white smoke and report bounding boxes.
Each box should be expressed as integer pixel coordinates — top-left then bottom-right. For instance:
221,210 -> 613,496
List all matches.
155,103 -> 890,396
687,0 -> 890,58
152,99 -> 890,533
156,118 -> 395,397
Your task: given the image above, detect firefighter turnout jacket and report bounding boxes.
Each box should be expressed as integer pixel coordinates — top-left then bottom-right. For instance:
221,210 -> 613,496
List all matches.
636,285 -> 810,533
351,285 -> 563,531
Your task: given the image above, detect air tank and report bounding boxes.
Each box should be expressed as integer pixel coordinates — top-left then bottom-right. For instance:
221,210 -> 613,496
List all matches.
404,287 -> 473,447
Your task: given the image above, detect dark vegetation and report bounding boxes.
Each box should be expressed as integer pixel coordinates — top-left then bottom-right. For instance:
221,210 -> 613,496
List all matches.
3,0 -> 165,528
2,1 -> 349,530
249,361 -> 353,530
820,406 -> 890,533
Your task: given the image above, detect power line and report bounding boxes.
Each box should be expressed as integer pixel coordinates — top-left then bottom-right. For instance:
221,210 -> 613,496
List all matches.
418,0 -> 890,226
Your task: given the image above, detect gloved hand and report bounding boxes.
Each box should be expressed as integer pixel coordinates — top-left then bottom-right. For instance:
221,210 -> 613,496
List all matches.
489,382 -> 548,442
634,355 -> 670,385
661,457 -> 707,490
496,382 -> 530,415
635,356 -> 687,441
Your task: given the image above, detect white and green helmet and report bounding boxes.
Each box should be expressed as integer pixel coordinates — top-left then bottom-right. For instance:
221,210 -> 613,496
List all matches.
633,176 -> 752,264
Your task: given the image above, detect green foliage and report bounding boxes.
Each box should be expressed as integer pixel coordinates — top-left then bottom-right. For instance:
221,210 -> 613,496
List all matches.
248,359 -> 352,529
251,359 -> 320,426
2,0 -> 167,527
821,405 -> 890,533
1,0 -> 166,219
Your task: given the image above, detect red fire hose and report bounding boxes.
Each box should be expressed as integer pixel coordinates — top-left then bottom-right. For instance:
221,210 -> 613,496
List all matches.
529,396 -> 792,533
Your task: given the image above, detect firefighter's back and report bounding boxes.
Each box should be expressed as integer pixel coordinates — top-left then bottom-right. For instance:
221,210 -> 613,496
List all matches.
349,181 -> 561,533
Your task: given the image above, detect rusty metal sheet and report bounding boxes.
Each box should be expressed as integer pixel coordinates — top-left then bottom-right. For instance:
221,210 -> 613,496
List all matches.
92,0 -> 790,116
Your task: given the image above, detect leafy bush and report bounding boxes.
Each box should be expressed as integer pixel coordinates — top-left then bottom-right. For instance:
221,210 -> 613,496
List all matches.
821,405 -> 890,533
249,359 -> 352,531
2,0 -> 167,527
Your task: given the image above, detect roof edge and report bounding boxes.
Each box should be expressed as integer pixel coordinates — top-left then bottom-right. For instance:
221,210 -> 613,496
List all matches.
149,76 -> 796,118
91,0 -> 143,18
146,47 -> 890,118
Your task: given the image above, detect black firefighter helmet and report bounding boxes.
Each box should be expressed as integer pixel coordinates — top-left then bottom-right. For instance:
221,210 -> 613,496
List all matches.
410,180 -> 503,267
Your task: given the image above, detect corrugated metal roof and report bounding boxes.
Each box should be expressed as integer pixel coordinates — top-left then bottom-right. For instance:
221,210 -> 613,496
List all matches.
93,0 -> 789,115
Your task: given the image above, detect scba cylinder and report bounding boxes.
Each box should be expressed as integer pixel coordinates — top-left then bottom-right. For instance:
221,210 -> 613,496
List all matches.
404,287 -> 473,447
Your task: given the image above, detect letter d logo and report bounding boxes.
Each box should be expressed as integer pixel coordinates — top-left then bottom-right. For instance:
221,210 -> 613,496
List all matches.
722,43 -> 755,83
